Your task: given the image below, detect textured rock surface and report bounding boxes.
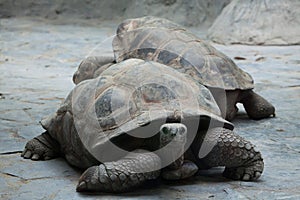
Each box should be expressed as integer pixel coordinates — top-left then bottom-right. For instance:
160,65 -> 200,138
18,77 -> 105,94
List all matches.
208,0 -> 300,45
0,0 -> 230,27
2,0 -> 299,45
0,17 -> 300,199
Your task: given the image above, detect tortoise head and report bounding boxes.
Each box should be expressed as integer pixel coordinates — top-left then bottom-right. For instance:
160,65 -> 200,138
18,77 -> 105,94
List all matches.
116,18 -> 140,35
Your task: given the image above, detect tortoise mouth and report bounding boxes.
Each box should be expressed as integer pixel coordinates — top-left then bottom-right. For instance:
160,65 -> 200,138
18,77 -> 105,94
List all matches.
165,112 -> 182,123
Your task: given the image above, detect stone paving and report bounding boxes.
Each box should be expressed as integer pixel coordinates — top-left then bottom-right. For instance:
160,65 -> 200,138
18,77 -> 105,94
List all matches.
0,17 -> 300,199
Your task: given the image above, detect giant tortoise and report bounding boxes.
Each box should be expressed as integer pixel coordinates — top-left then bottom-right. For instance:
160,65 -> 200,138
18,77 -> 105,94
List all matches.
23,59 -> 263,193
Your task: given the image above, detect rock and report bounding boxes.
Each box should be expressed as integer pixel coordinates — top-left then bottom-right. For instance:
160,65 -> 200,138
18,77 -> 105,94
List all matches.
207,0 -> 300,45
122,0 -> 231,27
0,0 -> 230,27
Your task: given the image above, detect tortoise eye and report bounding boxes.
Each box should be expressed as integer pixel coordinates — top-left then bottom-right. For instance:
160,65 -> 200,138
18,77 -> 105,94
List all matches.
161,127 -> 169,134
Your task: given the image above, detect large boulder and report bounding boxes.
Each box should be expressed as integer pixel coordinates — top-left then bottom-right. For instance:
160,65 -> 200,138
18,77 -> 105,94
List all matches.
0,0 -> 230,27
208,0 -> 300,45
122,0 -> 231,27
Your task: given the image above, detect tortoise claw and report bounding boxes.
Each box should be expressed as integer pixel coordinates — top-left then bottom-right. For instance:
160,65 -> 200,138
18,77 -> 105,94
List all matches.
31,154 -> 40,160
76,181 -> 87,192
22,150 -> 32,159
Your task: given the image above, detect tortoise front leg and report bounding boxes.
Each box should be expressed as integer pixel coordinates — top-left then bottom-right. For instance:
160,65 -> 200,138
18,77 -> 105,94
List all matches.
76,150 -> 161,193
240,90 -> 275,120
199,128 -> 264,181
21,131 -> 60,160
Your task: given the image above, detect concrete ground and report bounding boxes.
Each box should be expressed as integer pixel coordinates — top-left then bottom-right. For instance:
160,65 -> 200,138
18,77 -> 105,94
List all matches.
0,17 -> 300,200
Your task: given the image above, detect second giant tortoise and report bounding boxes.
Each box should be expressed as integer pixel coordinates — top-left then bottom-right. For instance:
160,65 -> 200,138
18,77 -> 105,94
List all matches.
23,59 -> 263,193
113,16 -> 276,121
74,16 -> 275,121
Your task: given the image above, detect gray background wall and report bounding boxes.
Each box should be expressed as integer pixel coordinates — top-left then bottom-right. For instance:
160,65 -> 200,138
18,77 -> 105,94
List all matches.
1,0 -> 299,45
0,0 -> 230,27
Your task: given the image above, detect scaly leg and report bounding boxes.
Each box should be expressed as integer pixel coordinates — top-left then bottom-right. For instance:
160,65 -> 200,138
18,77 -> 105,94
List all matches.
199,128 -> 264,181
76,150 -> 161,193
21,131 -> 60,160
241,90 -> 275,120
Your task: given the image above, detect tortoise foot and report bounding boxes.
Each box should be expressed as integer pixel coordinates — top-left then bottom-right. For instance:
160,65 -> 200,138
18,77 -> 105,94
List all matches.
77,150 -> 161,193
21,131 -> 60,161
241,90 -> 275,120
223,159 -> 264,181
76,166 -> 103,192
199,128 -> 264,181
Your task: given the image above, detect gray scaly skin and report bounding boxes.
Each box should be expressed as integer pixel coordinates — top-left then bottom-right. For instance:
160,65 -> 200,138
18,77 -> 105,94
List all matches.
210,88 -> 275,121
197,128 -> 263,181
22,126 -> 263,192
158,123 -> 199,180
240,90 -> 276,120
21,132 -> 60,160
76,150 -> 161,192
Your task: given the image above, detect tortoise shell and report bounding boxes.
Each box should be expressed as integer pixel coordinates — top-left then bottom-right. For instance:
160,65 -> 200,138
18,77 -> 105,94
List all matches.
113,16 -> 253,90
41,59 -> 232,163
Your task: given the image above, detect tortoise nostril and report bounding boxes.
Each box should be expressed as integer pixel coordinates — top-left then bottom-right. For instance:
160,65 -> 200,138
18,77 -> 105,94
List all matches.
170,127 -> 177,135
